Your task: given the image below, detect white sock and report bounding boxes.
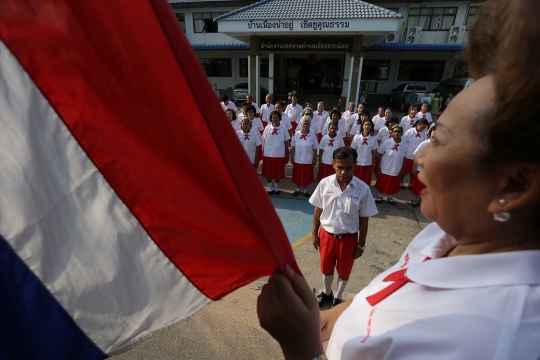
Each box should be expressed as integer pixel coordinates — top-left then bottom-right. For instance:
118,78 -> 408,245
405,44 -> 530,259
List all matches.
377,193 -> 384,199
267,181 -> 273,191
274,183 -> 279,191
388,196 -> 393,201
296,187 -> 301,192
324,274 -> 334,295
335,277 -> 348,300
303,188 -> 308,193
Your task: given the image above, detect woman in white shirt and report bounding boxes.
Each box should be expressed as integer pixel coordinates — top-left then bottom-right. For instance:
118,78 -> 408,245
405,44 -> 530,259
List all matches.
374,116 -> 399,181
316,122 -> 344,181
411,126 -> 436,207
375,125 -> 408,205
291,116 -> 318,197
350,119 -> 378,186
401,118 -> 429,189
236,118 -> 261,168
400,105 -> 418,133
225,108 -> 239,132
262,111 -> 291,195
257,2 -> 540,358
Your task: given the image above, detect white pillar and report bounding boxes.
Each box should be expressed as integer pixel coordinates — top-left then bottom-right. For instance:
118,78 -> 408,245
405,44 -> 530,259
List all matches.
341,54 -> 351,98
268,53 -> 274,95
255,54 -> 260,105
247,55 -> 251,95
346,55 -> 354,106
355,57 -> 364,105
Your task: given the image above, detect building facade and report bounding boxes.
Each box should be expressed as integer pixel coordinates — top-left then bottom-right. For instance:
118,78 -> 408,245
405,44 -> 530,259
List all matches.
170,0 -> 480,105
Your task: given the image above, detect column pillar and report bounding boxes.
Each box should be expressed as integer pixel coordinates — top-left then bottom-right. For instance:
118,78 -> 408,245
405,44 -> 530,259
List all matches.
355,56 -> 364,104
249,36 -> 259,104
344,54 -> 353,109
268,53 -> 274,95
255,54 -> 260,104
348,35 -> 364,108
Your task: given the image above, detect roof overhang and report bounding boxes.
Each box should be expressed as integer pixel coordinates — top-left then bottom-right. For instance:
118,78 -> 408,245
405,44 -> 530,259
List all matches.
217,18 -> 399,46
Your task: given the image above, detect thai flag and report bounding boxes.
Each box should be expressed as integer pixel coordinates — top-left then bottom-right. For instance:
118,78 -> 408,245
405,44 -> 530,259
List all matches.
435,15 -> 442,32
0,0 -> 297,359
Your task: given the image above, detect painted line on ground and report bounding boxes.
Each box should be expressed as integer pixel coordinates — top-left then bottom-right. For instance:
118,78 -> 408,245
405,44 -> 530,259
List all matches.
291,232 -> 312,249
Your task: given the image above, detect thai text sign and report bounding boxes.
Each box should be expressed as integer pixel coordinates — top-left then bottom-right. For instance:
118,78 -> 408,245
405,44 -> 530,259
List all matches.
259,38 -> 354,52
247,20 -> 351,31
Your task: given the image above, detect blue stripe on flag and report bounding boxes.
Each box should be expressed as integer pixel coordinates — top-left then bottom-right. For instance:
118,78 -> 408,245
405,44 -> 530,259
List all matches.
0,235 -> 105,360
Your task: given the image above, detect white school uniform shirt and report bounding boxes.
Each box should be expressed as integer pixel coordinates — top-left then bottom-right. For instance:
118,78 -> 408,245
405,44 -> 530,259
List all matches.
314,110 -> 328,134
413,139 -> 430,171
417,111 -> 433,123
372,115 -> 386,132
327,222 -> 540,360
220,101 -> 237,112
285,103 -> 303,124
376,126 -> 392,144
322,118 -> 346,138
249,117 -> 264,133
403,128 -> 428,159
400,115 -> 418,133
230,120 -> 240,132
291,130 -> 318,164
237,113 -> 247,122
262,123 -> 290,158
346,113 -> 359,130
350,134 -> 378,166
278,112 -> 293,131
259,103 -> 274,122
342,110 -> 355,122
348,120 -> 363,138
318,135 -> 345,165
236,129 -> 261,164
309,174 -> 378,234
247,102 -> 260,113
377,138 -> 408,176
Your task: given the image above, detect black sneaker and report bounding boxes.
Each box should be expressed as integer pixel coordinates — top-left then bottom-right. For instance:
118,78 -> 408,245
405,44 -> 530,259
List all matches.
316,291 -> 333,308
292,191 -> 300,196
274,190 -> 281,195
267,190 -> 274,195
303,192 -> 311,198
331,297 -> 344,308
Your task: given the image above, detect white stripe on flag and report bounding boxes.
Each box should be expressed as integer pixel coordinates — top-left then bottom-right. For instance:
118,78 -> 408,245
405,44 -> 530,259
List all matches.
0,40 -> 210,354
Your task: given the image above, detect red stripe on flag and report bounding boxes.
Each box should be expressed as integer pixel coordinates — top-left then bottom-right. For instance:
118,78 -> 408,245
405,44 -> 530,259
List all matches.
0,0 -> 298,300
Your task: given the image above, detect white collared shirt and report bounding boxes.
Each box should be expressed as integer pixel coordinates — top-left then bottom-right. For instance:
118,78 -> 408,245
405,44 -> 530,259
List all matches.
285,103 -> 303,124
247,102 -> 260,113
322,118 -> 346,138
221,101 -> 237,112
236,129 -> 261,164
279,112 -> 292,131
376,126 -> 391,144
347,114 -> 359,130
309,175 -> 378,234
378,138 -> 408,176
403,128 -> 428,159
318,135 -> 345,165
350,134 -> 378,166
314,110 -> 329,134
262,123 -> 290,157
291,130 -> 318,164
417,111 -> 433,123
328,222 -> 540,360
249,117 -> 264,133
400,115 -> 418,133
259,103 -> 274,122
230,120 -> 239,132
413,139 -> 430,171
372,115 -> 386,132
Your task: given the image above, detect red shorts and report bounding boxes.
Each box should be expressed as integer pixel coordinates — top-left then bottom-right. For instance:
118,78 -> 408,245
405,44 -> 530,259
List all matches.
402,158 -> 414,175
320,228 -> 357,279
317,163 -> 334,181
354,165 -> 372,185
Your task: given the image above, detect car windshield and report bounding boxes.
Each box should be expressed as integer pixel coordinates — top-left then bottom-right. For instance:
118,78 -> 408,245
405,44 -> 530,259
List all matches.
409,85 -> 427,91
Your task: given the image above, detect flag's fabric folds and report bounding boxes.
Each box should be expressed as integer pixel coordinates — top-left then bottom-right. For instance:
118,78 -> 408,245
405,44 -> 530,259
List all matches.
0,1 -> 298,358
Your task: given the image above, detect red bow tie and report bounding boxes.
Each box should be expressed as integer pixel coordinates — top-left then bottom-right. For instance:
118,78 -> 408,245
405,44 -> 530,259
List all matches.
272,128 -> 278,135
366,257 -> 430,306
392,143 -> 400,151
410,119 -> 414,125
243,134 -> 250,140
362,137 -> 368,145
318,112 -> 323,116
422,114 -> 427,119
328,138 -> 335,147
300,134 -> 307,140
416,132 -> 421,138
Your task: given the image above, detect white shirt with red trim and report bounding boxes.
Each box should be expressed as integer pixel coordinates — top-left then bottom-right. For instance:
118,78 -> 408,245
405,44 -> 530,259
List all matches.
236,129 -> 261,164
309,174 -> 378,234
314,110 -> 329,134
259,103 -> 274,123
372,115 -> 386,132
278,112 -> 292,131
350,134 -> 378,166
346,114 -> 359,130
291,130 -> 318,164
413,139 -> 430,171
285,103 -> 303,124
376,126 -> 392,144
322,118 -> 346,138
221,101 -> 237,112
403,128 -> 428,159
342,110 -> 355,123
327,222 -> 540,360
377,138 -> 408,176
262,124 -> 290,157
318,135 -> 345,165
249,117 -> 264,133
417,111 -> 433,123
247,102 -> 260,113
400,115 -> 418,133
230,121 -> 239,132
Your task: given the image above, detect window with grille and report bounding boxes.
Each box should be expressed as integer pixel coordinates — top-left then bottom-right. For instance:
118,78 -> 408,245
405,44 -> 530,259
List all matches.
193,12 -> 228,33
198,58 -> 232,77
175,13 -> 185,32
398,60 -> 446,82
464,6 -> 480,29
407,7 -> 458,31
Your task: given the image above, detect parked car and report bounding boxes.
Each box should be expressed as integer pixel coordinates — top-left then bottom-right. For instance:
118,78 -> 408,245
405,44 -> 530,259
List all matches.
432,78 -> 475,100
232,83 -> 268,106
387,83 -> 429,111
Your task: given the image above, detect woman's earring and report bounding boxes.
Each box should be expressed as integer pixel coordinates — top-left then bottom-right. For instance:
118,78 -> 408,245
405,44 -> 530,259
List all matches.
493,199 -> 511,222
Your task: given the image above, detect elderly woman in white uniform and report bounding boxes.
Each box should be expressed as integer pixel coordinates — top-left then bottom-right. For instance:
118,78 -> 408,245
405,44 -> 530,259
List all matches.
256,1 -> 540,358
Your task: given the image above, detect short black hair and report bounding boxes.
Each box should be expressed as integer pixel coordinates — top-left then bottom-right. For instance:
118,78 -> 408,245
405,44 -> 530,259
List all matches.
246,104 -> 256,114
333,146 -> 358,162
327,121 -> 339,129
270,110 -> 281,121
241,102 -> 249,108
386,116 -> 399,128
414,118 -> 430,127
330,109 -> 341,119
222,95 -> 229,101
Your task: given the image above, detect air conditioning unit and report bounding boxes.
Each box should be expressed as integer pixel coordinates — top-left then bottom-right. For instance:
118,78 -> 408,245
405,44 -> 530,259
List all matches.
447,26 -> 467,44
405,26 -> 422,44
385,32 -> 400,44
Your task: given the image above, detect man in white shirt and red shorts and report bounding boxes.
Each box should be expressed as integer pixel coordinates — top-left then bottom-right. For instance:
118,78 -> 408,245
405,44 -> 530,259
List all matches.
309,147 -> 378,308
